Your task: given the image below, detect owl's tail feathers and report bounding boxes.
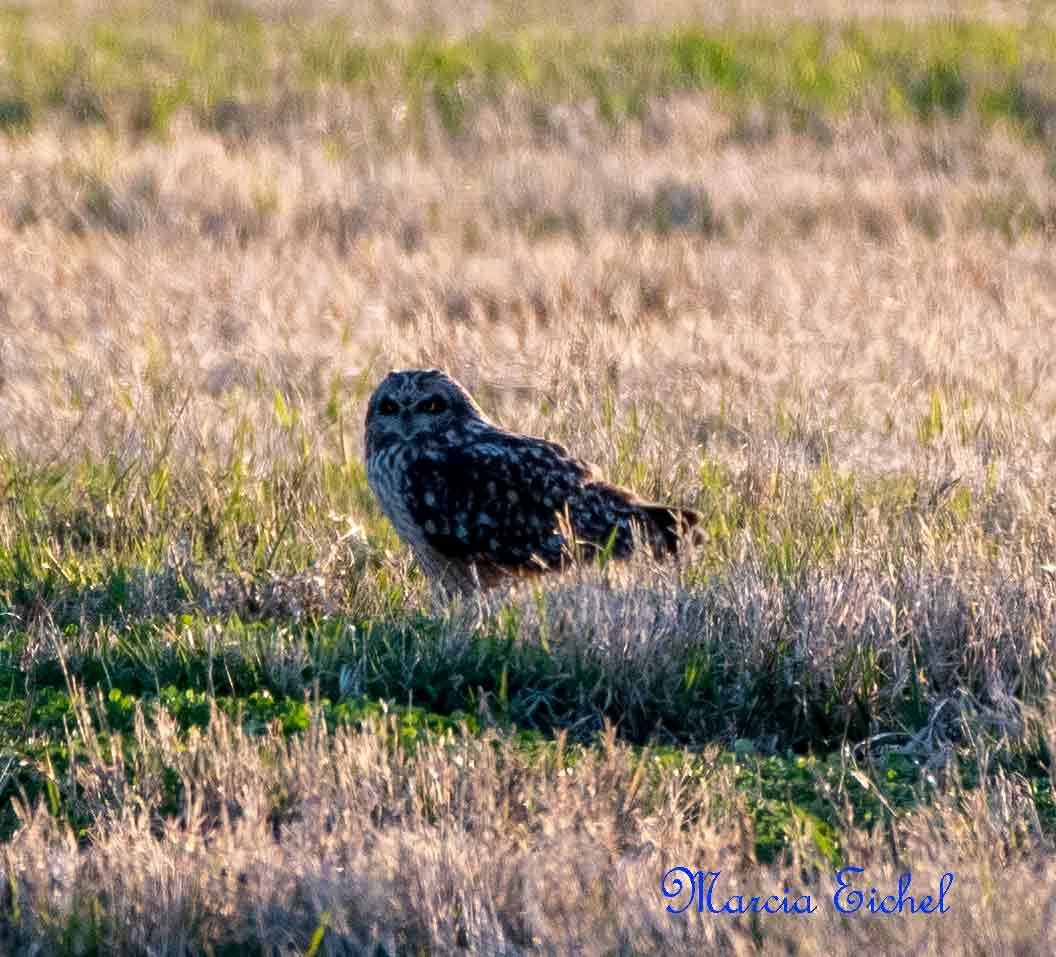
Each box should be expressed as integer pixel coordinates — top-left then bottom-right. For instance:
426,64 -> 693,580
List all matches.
642,504 -> 704,556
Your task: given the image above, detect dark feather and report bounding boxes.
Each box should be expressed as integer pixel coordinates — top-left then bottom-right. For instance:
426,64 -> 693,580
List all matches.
404,431 -> 700,572
639,503 -> 702,555
404,434 -> 590,571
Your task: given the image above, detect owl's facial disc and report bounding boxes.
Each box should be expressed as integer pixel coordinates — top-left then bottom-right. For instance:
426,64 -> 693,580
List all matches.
366,368 -> 487,446
374,392 -> 451,438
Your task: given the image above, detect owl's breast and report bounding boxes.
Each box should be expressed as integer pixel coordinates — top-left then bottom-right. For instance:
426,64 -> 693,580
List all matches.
366,441 -> 427,548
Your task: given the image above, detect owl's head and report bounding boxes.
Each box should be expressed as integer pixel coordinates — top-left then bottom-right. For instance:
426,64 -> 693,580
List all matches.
365,368 -> 487,446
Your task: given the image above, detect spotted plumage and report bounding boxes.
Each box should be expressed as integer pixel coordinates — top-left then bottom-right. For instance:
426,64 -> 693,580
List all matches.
364,368 -> 700,594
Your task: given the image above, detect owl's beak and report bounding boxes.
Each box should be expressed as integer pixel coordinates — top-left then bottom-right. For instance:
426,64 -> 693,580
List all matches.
398,410 -> 414,438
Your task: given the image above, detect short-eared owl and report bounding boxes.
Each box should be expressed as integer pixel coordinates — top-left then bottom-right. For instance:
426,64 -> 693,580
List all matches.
364,369 -> 700,594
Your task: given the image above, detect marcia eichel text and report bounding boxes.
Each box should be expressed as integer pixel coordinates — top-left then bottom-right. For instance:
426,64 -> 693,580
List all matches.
662,866 -> 954,916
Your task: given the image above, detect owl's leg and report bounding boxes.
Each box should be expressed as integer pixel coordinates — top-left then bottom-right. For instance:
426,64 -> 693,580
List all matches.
436,557 -> 480,597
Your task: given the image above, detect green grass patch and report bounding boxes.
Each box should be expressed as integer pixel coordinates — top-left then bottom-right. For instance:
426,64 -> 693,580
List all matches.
0,13 -> 1054,139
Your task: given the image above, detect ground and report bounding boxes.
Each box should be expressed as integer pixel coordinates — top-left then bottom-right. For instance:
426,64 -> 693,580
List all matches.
1,1 -> 1056,953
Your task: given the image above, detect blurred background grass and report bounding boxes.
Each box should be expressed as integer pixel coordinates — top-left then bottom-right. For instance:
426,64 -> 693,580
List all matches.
1,5 -> 1055,139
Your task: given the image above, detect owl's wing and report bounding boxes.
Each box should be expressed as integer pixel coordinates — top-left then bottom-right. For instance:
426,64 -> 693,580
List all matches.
404,435 -> 591,570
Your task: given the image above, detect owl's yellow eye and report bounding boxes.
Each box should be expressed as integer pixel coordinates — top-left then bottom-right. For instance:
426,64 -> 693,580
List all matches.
378,398 -> 399,415
416,396 -> 447,414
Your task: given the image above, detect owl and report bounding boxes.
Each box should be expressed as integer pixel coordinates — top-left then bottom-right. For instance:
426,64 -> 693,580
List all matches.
364,368 -> 700,594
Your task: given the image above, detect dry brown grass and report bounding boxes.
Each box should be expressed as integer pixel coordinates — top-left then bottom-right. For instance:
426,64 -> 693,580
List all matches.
5,706 -> 1056,955
4,109 -> 1055,494
27,0 -> 1056,32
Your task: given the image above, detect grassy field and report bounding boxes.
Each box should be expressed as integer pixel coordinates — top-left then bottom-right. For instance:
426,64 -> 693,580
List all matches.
3,0 -> 1056,953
